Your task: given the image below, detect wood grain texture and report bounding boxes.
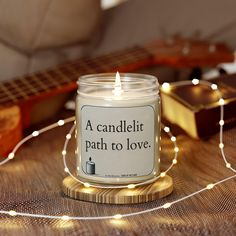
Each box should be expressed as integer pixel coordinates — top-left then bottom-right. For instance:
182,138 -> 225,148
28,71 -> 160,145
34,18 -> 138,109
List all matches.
0,119 -> 236,235
0,106 -> 22,156
62,175 -> 173,204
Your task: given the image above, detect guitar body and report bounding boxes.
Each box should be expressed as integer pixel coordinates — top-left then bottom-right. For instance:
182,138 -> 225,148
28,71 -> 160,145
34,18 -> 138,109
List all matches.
0,37 -> 233,157
0,106 -> 22,156
0,93 -> 70,157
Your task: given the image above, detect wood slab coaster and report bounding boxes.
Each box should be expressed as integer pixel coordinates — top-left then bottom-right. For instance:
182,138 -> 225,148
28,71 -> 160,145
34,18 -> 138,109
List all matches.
62,175 -> 173,204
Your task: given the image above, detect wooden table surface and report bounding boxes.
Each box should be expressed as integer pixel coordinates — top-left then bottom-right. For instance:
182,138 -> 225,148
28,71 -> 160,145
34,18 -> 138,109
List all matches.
0,112 -> 236,236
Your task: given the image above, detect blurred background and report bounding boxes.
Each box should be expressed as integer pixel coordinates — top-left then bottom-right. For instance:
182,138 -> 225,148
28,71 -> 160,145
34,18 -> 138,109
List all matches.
1,0 -> 236,82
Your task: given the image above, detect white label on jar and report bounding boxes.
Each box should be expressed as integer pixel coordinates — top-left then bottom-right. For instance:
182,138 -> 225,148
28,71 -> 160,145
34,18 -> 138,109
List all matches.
80,105 -> 156,178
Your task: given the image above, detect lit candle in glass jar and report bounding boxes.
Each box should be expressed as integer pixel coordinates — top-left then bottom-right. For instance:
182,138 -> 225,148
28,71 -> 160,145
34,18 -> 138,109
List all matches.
76,72 -> 160,185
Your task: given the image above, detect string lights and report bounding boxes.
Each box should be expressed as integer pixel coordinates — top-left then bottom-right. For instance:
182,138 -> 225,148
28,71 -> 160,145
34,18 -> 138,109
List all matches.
0,79 -> 235,221
61,121 -> 179,189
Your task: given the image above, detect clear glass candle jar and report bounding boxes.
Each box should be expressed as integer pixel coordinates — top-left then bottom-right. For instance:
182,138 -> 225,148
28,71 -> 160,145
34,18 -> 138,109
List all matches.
76,73 -> 160,185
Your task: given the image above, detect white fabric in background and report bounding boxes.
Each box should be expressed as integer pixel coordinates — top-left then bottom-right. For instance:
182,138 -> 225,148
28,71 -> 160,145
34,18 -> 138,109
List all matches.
0,42 -> 28,80
93,0 -> 236,56
0,0 -> 102,81
1,0 -> 236,81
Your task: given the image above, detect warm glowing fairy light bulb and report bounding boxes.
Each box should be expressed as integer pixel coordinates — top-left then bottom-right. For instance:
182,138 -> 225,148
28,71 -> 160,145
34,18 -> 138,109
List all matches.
62,150 -> 67,155
174,147 -> 179,153
58,120 -> 65,126
161,82 -> 171,92
32,131 -> 39,137
8,152 -> 15,159
172,159 -> 177,164
171,136 -> 176,142
226,163 -> 231,168
127,184 -> 135,189
160,172 -> 166,177
66,134 -> 72,140
64,167 -> 69,173
8,210 -> 17,216
61,215 -> 70,221
219,98 -> 225,105
164,127 -> 170,133
211,84 -> 218,90
219,143 -> 224,149
206,184 -> 214,189
192,78 -> 199,85
162,203 -> 172,209
219,120 -> 224,126
84,183 -> 91,188
113,214 -> 122,219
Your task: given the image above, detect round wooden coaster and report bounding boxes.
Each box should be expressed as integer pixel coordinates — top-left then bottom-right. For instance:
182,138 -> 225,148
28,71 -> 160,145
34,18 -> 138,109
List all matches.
62,175 -> 173,204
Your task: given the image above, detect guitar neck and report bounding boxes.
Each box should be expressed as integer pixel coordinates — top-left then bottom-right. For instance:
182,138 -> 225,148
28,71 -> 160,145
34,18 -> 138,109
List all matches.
0,38 -> 234,107
0,46 -> 152,107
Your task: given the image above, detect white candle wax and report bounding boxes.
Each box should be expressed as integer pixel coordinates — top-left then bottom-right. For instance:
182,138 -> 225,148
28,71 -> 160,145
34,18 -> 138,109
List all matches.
76,73 -> 160,185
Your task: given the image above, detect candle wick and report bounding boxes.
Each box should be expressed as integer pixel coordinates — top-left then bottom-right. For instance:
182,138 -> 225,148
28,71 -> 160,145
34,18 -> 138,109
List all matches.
113,72 -> 123,96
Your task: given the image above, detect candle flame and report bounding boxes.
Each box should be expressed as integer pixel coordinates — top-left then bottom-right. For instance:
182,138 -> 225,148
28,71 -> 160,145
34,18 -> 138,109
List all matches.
113,72 -> 123,96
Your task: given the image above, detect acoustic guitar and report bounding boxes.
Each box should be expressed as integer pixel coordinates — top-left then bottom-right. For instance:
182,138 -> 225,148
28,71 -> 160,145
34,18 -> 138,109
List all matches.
0,38 -> 233,157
